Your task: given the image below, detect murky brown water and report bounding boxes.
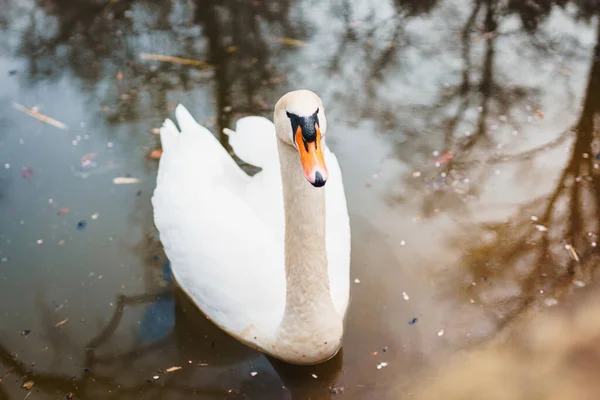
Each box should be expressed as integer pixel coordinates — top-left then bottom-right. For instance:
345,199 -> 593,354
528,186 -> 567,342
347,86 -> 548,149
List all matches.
1,0 -> 599,399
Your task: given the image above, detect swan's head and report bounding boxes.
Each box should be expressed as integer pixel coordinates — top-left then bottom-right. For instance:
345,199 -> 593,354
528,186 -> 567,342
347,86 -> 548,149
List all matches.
274,90 -> 328,187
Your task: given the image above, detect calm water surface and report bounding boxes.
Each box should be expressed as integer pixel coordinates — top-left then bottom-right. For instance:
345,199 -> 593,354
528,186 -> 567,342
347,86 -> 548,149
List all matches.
1,0 -> 600,398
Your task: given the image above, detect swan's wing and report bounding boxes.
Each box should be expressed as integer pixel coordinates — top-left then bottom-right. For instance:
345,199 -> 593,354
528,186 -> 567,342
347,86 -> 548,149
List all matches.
153,107 -> 285,338
157,105 -> 251,193
325,148 -> 351,317
224,116 -> 279,168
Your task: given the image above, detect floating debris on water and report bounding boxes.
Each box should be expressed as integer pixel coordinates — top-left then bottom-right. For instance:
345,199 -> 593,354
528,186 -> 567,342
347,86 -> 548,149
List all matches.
76,221 -> 87,231
140,52 -> 210,67
91,213 -> 99,220
330,387 -> 345,395
250,371 -> 258,377
12,103 -> 68,130
55,318 -> 69,327
534,224 -> 548,232
113,177 -> 140,184
573,280 -> 586,288
354,278 -> 361,283
21,167 -> 33,179
268,36 -> 306,46
22,381 -> 34,390
437,329 -> 445,337
57,208 -> 70,216
311,374 -> 318,379
149,149 -> 162,159
565,244 -> 579,262
544,298 -> 558,307
20,329 -> 30,336
166,366 -> 182,373
409,318 -> 418,325
402,292 -> 409,300
376,361 -> 388,370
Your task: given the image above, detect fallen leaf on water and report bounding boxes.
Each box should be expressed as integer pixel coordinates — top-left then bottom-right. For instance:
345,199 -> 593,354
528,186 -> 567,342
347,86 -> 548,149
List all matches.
55,318 -> 69,327
113,177 -> 140,184
116,71 -> 123,80
166,366 -> 182,373
268,36 -> 306,47
21,167 -> 34,179
57,208 -> 70,216
149,149 -> 162,159
12,103 -> 68,130
80,153 -> 97,163
22,381 -> 34,390
536,109 -> 544,119
139,53 -> 209,67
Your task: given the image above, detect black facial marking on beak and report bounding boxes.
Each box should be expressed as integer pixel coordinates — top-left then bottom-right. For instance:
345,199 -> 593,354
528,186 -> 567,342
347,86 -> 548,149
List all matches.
286,108 -> 320,144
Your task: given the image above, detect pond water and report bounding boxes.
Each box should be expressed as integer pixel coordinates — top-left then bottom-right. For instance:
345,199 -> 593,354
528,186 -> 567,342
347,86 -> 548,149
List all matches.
1,0 -> 599,399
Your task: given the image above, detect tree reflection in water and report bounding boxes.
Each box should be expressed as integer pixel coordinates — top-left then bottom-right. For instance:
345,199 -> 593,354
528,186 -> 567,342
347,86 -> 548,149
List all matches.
2,0 -> 600,398
458,16 -> 600,328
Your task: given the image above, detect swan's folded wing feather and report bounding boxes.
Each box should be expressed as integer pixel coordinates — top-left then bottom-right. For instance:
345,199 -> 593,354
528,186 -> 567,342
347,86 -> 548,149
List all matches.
226,116 -> 279,168
153,109 -> 285,336
153,183 -> 285,336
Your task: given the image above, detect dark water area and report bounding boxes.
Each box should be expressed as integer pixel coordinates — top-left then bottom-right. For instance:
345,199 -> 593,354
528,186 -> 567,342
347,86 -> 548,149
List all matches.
1,0 -> 600,398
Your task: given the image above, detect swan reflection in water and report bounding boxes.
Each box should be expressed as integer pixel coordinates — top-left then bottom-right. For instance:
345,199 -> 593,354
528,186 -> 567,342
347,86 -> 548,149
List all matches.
136,260 -> 344,399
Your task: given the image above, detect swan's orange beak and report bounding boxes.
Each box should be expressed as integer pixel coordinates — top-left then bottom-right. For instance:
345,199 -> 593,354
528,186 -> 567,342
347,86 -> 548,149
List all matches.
295,124 -> 328,187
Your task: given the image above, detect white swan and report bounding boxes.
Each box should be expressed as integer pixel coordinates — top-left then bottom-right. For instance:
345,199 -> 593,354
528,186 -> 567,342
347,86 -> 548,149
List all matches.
152,90 -> 351,365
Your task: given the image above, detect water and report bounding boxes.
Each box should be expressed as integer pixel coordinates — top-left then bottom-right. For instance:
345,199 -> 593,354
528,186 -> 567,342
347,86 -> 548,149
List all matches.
0,0 -> 599,398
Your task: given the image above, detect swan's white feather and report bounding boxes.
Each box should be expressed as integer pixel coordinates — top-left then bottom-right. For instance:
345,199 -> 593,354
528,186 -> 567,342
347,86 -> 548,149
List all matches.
152,105 -> 350,344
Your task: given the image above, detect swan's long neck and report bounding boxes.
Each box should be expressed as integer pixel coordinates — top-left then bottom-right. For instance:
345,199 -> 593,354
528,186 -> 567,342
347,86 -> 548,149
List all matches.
274,138 -> 342,361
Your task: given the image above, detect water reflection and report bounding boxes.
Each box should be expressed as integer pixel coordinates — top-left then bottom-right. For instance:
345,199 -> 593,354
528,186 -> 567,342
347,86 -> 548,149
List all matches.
458,17 -> 600,326
1,0 -> 600,398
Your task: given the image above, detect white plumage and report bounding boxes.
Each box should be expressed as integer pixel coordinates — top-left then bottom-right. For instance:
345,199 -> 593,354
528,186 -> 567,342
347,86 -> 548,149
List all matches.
152,91 -> 350,364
